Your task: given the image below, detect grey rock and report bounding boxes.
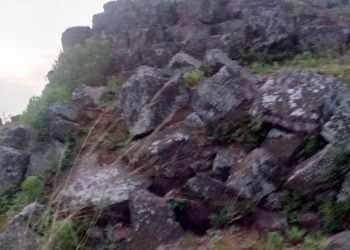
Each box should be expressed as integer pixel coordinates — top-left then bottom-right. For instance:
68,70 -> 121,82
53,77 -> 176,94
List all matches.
226,148 -> 281,203
337,172 -> 350,202
321,231 -> 350,250
49,101 -> 83,122
202,49 -> 234,75
50,117 -> 80,142
252,210 -> 288,233
212,149 -> 240,181
72,85 -> 110,105
264,192 -> 283,210
251,70 -> 342,133
61,26 -> 92,50
129,190 -> 183,250
305,0 -> 347,8
192,64 -> 259,124
0,126 -> 32,150
167,52 -> 201,75
0,146 -> 29,196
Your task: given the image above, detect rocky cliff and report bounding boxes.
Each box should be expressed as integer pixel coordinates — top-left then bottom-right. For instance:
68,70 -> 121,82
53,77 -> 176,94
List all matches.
2,0 -> 350,249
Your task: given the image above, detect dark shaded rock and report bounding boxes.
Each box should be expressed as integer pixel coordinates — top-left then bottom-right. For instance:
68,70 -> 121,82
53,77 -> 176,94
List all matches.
120,66 -> 169,133
129,190 -> 183,250
131,76 -> 190,137
226,148 -> 281,203
251,70 -> 342,133
305,0 -> 347,8
72,85 -> 110,106
192,64 -> 259,124
50,117 -> 80,142
321,231 -> 350,250
296,212 -> 321,232
261,129 -> 304,164
202,49 -> 234,76
264,192 -> 283,210
0,203 -> 45,250
0,126 -> 32,150
285,144 -> 334,193
0,146 -> 29,196
337,172 -> 350,202
251,210 -> 288,233
61,26 -> 92,50
49,101 -> 83,122
167,52 -> 201,75
212,148 -> 245,181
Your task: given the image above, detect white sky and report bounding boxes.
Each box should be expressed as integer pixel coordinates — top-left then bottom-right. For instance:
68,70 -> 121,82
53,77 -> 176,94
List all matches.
0,0 -> 107,116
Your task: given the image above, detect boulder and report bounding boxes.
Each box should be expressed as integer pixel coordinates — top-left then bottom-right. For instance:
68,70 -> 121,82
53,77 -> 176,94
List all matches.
212,148 -> 244,181
130,77 -> 190,137
0,146 -> 29,196
337,172 -> 350,202
72,85 -> 110,105
49,101 -> 83,122
50,117 -> 80,142
304,0 -> 347,8
321,231 -> 350,250
167,52 -> 201,75
120,66 -> 169,133
264,192 -> 283,210
129,190 -> 183,250
226,148 -> 281,203
192,64 -> 259,124
61,26 -> 92,50
261,129 -> 304,164
285,144 -> 334,193
0,203 -> 45,250
202,49 -> 235,76
0,126 -> 32,150
251,70 -> 342,133
251,210 -> 288,232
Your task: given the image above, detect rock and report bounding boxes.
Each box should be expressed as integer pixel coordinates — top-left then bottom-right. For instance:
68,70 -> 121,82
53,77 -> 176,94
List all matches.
58,154 -> 147,215
120,66 -> 169,133
305,0 -> 346,8
50,117 -> 80,142
337,172 -> 350,202
0,146 -> 29,196
251,70 -> 342,133
181,174 -> 235,208
26,140 -> 64,176
0,203 -> 45,250
296,212 -> 321,232
72,85 -> 110,105
167,53 -> 201,75
261,129 -> 304,164
226,148 -> 281,203
129,190 -> 183,250
321,231 -> 350,250
0,126 -> 32,150
212,149 -> 243,181
202,49 -> 234,75
286,144 -> 334,193
49,101 -> 83,122
61,26 -> 92,50
264,192 -> 283,210
251,210 -> 288,232
130,76 -> 190,137
192,64 -> 259,124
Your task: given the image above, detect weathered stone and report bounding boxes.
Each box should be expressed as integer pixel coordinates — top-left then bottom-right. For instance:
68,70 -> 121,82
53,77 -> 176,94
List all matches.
202,49 -> 234,75
72,85 -> 110,105
212,149 -> 244,181
129,190 -> 183,250
286,144 -> 334,193
131,77 -> 190,137
296,212 -> 321,232
61,26 -> 92,50
251,70 -> 342,133
321,231 -> 350,250
167,52 -> 201,75
50,117 -> 80,142
0,203 -> 45,250
226,148 -> 281,203
264,192 -> 283,210
261,129 -> 304,164
49,101 -> 83,122
337,172 -> 350,202
192,64 -> 259,124
120,66 -> 169,133
251,210 -> 288,232
0,126 -> 32,150
0,146 -> 29,196
304,0 -> 347,8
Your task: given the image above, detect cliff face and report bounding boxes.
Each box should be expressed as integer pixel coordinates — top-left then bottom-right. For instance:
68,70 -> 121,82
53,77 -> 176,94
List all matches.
3,0 -> 350,250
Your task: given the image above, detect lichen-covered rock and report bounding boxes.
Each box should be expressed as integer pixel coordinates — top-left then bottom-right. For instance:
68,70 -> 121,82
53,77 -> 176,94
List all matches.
285,144 -> 334,193
61,26 -> 91,50
251,71 -> 342,133
0,203 -> 45,250
167,52 -> 201,75
50,117 -> 80,142
130,77 -> 190,137
321,231 -> 350,250
0,126 -> 32,150
72,85 -> 110,105
0,146 -> 29,196
212,148 -> 244,181
120,66 -> 169,133
261,129 -> 304,164
129,190 -> 183,250
49,101 -> 83,122
226,148 -> 281,203
192,64 -> 259,124
202,49 -> 235,76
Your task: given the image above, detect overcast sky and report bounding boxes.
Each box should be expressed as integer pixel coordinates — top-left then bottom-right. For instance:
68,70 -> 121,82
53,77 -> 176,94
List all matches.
0,0 -> 108,116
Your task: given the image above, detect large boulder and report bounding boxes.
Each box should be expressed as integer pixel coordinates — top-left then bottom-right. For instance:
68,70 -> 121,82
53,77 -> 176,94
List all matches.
212,148 -> 245,181
192,64 -> 259,124
0,146 -> 29,196
61,26 -> 92,50
120,66 -> 169,134
0,126 -> 32,150
226,148 -> 281,203
321,231 -> 350,250
50,117 -> 80,142
167,52 -> 201,75
129,190 -> 183,250
202,49 -> 235,76
49,101 -> 83,122
251,70 -> 342,133
0,203 -> 45,250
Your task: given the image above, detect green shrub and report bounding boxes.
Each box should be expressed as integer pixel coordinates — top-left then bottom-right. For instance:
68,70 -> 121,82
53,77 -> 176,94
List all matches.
318,198 -> 350,233
280,190 -> 314,223
298,134 -> 327,161
20,176 -> 43,203
106,76 -> 122,93
287,226 -> 306,243
283,0 -> 307,16
49,218 -> 79,250
266,232 -> 284,250
183,69 -> 206,88
302,235 -> 327,250
60,139 -> 83,171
